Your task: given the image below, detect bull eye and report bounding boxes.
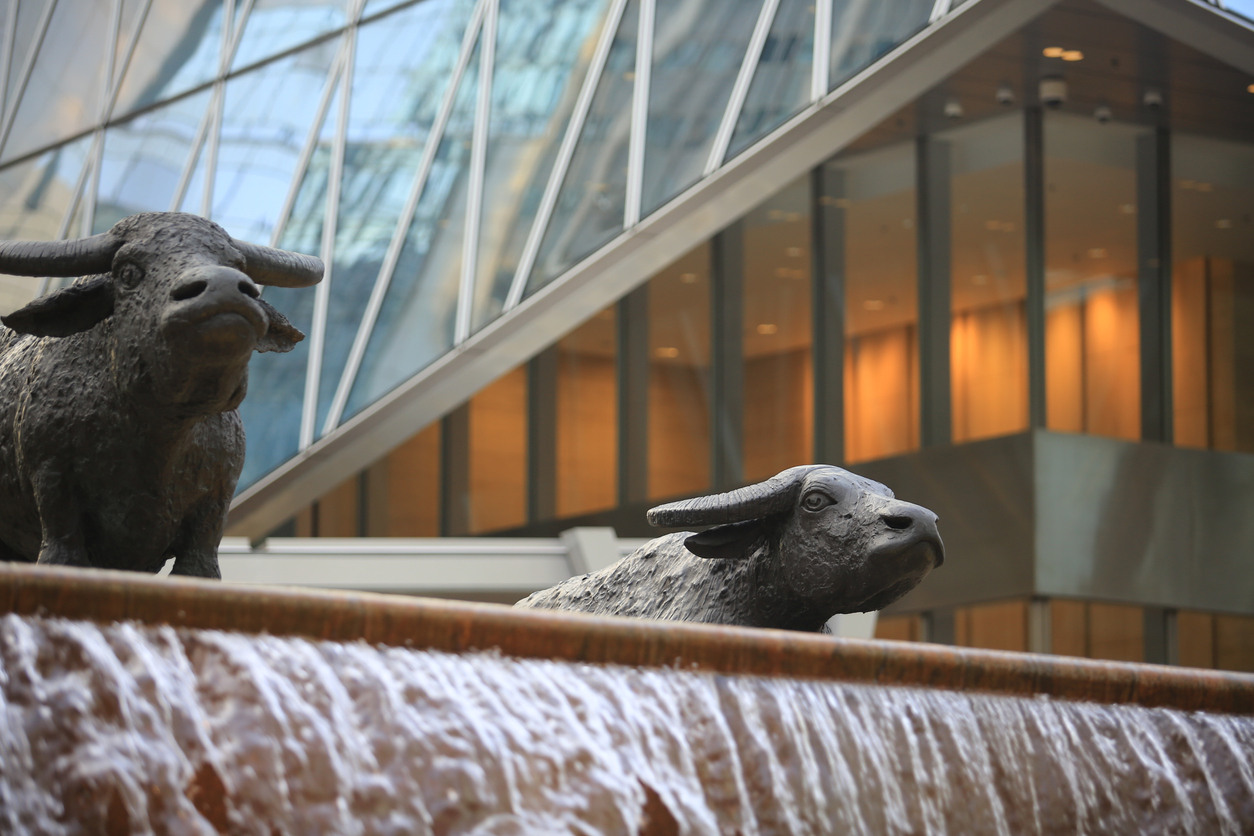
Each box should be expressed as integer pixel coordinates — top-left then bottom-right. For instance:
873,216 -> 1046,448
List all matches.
117,263 -> 144,288
802,492 -> 833,512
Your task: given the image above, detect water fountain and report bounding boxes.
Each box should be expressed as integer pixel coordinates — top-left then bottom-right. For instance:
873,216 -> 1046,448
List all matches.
3,561 -> 1252,834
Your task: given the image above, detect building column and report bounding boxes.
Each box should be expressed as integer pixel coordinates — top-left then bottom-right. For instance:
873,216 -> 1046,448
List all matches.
441,404 -> 471,536
1025,106 -> 1047,430
711,222 -> 745,490
812,164 -> 846,465
617,286 -> 650,505
917,134 -> 952,447
1138,128 -> 1173,443
527,347 -> 558,523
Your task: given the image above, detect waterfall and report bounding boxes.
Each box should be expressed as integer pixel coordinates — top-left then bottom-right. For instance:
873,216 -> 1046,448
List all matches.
2,614 -> 1252,835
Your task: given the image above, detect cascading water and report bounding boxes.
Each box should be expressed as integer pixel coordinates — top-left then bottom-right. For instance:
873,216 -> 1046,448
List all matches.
2,614 -> 1252,835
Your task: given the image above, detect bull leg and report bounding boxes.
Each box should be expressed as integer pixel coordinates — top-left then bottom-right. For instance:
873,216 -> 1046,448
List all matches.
32,471 -> 91,567
169,501 -> 226,580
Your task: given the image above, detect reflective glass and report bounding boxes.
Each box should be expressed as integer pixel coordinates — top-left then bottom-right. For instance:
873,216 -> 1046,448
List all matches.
944,112 -> 1027,443
94,89 -> 213,233
322,0 -> 478,430
648,242 -> 711,500
742,176 -> 812,482
825,140 -> 919,463
556,305 -> 617,517
0,134 -> 93,315
343,36 -> 482,421
236,86 -> 340,491
113,0 -> 228,118
525,0 -> 638,296
727,0 -> 813,159
3,0 -> 47,113
211,39 -> 339,244
1044,113 -> 1144,441
640,0 -> 762,217
2,0 -> 112,162
1171,132 -> 1254,453
177,129 -> 211,215
232,0 -> 349,71
1221,0 -> 1254,22
469,0 -> 612,333
112,0 -> 151,84
828,0 -> 930,91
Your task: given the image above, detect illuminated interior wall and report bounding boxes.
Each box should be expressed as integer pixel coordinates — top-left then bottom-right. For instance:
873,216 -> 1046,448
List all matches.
556,309 -> 618,518
365,423 -> 442,537
466,366 -> 528,534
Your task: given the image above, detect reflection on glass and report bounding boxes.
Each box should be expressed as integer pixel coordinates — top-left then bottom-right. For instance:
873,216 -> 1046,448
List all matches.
556,306 -> 617,517
364,422 -> 441,535
113,0 -> 228,118
526,0 -> 637,296
1171,133 -> 1254,453
2,0 -> 111,162
94,89 -> 212,233
727,0 -> 813,159
470,0 -> 612,333
325,0 -> 478,427
343,37 -> 482,421
0,135 -> 94,315
467,366 -> 528,533
212,39 -> 339,244
944,113 -> 1027,442
742,176 -> 812,482
236,88 -> 340,491
6,0 -> 49,109
231,0 -> 349,71
828,0 -> 930,90
1044,113 -> 1143,441
827,140 -> 918,463
640,0 -> 761,217
649,243 -> 711,500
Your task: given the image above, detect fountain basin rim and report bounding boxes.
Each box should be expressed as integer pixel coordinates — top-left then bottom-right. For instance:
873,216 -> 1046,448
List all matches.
3,561 -> 1251,715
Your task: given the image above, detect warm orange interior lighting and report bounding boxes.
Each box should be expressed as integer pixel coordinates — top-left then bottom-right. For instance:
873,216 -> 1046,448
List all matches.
1062,50 -> 1084,62
1043,47 -> 1065,58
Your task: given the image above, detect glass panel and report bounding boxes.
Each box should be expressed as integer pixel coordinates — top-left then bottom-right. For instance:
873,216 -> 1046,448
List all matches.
211,39 -> 339,244
742,176 -> 812,482
556,305 -> 617,517
113,0 -> 151,83
727,0 -> 813,159
231,0 -> 349,71
2,0 -> 112,162
639,0 -> 762,217
467,366 -> 527,533
1044,113 -> 1144,441
525,0 -> 638,297
1171,133 -> 1254,453
5,0 -> 50,111
236,87 -> 340,491
177,129 -> 211,215
361,0 -> 410,18
93,89 -> 213,233
828,0 -> 930,91
827,140 -> 918,463
1220,0 -> 1254,23
363,422 -> 441,536
648,242 -> 711,500
343,36 -> 482,421
469,0 -> 613,333
0,135 -> 94,315
113,0 -> 228,118
324,0 -> 479,428
944,112 -> 1027,443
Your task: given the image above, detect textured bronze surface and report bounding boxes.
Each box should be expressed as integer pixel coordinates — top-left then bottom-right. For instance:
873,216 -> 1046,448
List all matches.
2,561 -> 1251,715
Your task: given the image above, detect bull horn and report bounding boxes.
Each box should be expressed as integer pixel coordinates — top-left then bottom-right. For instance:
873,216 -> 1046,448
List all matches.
233,239 -> 323,288
647,464 -> 826,528
0,233 -> 119,277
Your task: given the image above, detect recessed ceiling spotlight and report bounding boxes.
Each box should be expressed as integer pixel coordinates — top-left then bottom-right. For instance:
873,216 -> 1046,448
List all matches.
1061,50 -> 1083,62
1094,104 -> 1112,123
944,98 -> 964,119
1040,76 -> 1067,108
1043,47 -> 1065,58
1144,88 -> 1164,108
996,82 -> 1015,106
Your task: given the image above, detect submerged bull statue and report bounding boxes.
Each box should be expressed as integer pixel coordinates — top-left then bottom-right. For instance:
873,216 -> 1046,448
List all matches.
0,212 -> 321,578
517,465 -> 944,632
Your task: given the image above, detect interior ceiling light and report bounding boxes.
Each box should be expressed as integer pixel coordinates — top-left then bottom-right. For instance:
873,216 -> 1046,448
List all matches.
756,323 -> 778,335
655,346 -> 679,358
863,299 -> 885,311
1062,50 -> 1083,61
1043,47 -> 1065,58
1247,83 -> 1254,93
679,272 -> 697,283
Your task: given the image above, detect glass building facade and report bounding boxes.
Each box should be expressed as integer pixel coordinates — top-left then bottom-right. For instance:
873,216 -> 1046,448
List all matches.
2,0 -> 1253,670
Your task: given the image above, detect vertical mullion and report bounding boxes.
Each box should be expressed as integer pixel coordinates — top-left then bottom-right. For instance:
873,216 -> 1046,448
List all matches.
527,346 -> 558,523
812,163 -> 845,464
811,0 -> 832,101
199,0 -> 235,219
441,404 -> 472,535
1137,127 -> 1172,443
0,0 -> 57,157
455,0 -> 497,345
705,0 -> 779,177
1025,106 -> 1046,429
617,285 -> 650,505
324,0 -> 488,431
504,0 -> 629,311
301,28 -> 355,450
623,0 -> 653,228
917,133 -> 951,447
711,224 -> 745,490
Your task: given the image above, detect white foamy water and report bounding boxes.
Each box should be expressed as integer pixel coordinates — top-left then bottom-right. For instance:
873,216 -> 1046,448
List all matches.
1,615 -> 1252,835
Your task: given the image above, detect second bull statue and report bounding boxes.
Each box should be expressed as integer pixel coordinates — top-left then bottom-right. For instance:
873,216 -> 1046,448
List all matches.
517,465 -> 944,632
0,212 -> 321,578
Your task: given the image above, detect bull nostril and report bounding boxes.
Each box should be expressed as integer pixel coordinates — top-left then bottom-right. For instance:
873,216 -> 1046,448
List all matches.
171,280 -> 208,301
883,515 -> 913,531
238,281 -> 259,299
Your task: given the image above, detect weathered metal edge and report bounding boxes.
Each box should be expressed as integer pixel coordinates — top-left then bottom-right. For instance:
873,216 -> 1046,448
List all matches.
2,562 -> 1252,715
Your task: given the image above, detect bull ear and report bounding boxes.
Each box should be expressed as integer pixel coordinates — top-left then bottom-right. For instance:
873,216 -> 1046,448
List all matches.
255,297 -> 304,353
684,518 -> 767,560
1,276 -> 115,337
